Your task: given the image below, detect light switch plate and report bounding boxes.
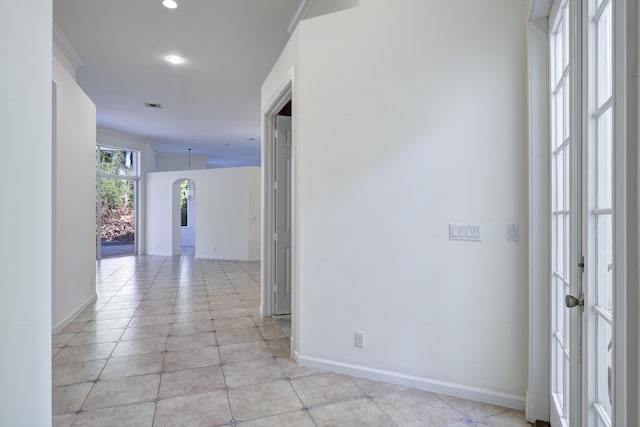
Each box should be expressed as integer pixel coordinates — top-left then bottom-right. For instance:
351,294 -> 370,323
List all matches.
450,224 -> 482,241
507,224 -> 519,241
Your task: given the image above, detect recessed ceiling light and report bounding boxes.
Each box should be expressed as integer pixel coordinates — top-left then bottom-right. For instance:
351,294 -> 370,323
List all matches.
165,55 -> 185,65
162,0 -> 178,9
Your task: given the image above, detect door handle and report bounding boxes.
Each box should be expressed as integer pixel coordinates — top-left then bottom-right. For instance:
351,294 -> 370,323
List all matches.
565,294 -> 584,309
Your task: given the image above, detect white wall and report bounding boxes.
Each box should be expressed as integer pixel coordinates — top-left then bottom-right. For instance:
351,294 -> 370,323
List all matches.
156,152 -> 208,172
52,56 -> 98,332
263,0 -> 529,409
0,1 -> 52,424
146,167 -> 261,260
97,128 -> 156,254
53,43 -> 76,80
305,0 -> 359,19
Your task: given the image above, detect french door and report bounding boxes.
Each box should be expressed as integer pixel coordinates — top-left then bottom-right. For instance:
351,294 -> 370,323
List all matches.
549,0 -> 617,425
549,2 -> 579,424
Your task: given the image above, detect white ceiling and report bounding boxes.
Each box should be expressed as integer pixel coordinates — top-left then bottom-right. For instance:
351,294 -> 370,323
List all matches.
53,0 -> 300,167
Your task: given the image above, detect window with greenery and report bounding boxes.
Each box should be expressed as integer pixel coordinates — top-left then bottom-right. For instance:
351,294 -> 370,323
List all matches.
98,147 -> 137,176
181,180 -> 189,227
100,179 -> 135,242
97,146 -> 139,246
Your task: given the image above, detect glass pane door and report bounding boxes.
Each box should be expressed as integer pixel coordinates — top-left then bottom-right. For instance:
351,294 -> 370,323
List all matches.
99,178 -> 136,257
585,0 -> 614,424
549,1 -> 577,425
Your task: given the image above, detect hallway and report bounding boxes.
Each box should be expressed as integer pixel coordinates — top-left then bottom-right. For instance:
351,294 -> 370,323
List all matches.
52,254 -> 529,426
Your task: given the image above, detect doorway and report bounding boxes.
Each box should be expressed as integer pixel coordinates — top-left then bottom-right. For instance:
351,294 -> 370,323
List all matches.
262,80 -> 293,319
274,108 -> 293,315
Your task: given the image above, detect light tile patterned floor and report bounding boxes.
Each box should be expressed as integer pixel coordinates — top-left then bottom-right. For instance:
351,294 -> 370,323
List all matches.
52,254 -> 531,426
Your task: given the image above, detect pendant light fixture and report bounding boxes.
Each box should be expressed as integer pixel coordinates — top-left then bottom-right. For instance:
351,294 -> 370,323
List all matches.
186,148 -> 195,200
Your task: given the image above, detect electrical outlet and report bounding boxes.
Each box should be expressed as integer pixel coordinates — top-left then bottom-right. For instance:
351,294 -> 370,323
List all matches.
355,331 -> 366,348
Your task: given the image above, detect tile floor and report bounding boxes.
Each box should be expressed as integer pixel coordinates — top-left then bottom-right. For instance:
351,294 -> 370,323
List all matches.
52,254 -> 531,426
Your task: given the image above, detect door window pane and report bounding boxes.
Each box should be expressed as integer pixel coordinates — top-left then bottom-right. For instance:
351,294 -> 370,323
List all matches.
596,315 -> 613,419
596,2 -> 612,106
564,76 -> 571,141
100,179 -> 135,257
556,85 -> 565,148
557,151 -> 565,211
557,215 -> 565,276
596,109 -> 612,209
596,214 -> 613,310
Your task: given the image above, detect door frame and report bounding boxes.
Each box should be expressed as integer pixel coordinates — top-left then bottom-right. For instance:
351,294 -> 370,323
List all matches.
526,2 -> 552,422
611,0 -> 630,423
261,70 -> 294,319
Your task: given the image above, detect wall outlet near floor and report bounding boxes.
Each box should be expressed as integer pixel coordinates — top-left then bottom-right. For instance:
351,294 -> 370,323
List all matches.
355,331 -> 366,348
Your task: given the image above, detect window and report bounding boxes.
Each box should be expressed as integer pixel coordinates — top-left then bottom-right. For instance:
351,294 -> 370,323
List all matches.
96,146 -> 140,258
98,147 -> 138,176
181,180 -> 189,227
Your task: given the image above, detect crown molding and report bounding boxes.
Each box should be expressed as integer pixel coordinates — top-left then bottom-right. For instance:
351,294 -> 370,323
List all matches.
53,23 -> 84,70
287,0 -> 315,33
528,0 -> 553,21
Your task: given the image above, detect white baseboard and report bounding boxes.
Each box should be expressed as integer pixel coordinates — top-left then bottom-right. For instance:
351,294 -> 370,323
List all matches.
197,255 -> 261,262
296,353 -> 526,410
52,293 -> 97,334
146,250 -> 174,257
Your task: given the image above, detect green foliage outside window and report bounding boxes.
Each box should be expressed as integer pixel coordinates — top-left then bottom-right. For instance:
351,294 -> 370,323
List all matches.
100,179 -> 134,242
98,147 -> 137,243
99,148 -> 136,176
181,180 -> 189,227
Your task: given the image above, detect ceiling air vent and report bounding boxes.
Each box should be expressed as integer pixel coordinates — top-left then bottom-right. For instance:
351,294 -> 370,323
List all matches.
145,103 -> 162,109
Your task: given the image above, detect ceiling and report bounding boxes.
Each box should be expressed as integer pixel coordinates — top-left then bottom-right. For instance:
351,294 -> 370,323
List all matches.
53,0 -> 301,167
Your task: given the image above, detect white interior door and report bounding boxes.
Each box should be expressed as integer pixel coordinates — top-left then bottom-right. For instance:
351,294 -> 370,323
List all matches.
274,115 -> 292,315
